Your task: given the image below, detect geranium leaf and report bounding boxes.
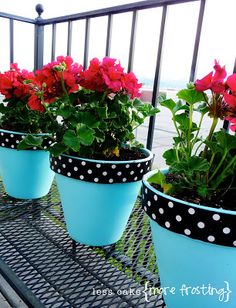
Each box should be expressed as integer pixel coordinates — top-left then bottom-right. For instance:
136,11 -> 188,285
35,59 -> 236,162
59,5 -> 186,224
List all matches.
76,124 -> 95,146
177,88 -> 205,105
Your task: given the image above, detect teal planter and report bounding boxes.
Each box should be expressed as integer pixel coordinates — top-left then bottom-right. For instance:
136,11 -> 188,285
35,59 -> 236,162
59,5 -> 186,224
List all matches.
142,169 -> 236,308
0,129 -> 54,199
50,148 -> 153,246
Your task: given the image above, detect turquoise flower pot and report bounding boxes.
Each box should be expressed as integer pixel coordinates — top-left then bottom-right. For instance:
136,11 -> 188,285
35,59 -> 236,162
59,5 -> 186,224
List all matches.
142,169 -> 236,308
50,148 -> 153,246
0,129 -> 54,199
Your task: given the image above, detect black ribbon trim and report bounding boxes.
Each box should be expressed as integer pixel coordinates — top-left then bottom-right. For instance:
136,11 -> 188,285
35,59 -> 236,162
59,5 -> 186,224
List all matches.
142,181 -> 236,248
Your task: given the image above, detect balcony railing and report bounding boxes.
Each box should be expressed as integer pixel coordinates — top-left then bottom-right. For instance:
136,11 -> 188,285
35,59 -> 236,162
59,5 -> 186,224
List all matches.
0,1 -> 235,306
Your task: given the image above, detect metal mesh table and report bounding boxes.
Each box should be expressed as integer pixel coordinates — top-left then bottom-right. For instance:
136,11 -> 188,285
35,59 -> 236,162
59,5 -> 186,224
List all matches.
0,181 -> 165,307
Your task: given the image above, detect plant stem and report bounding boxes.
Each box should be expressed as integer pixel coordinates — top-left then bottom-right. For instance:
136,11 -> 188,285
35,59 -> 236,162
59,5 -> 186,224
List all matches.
208,150 -> 227,183
187,104 -> 193,157
212,155 -> 236,190
202,116 -> 218,158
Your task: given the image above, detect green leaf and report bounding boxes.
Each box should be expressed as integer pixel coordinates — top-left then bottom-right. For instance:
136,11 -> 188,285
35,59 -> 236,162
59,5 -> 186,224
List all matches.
17,135 -> 43,150
163,149 -> 178,166
63,130 -> 80,148
50,143 -> 68,157
148,170 -> 166,185
76,124 -> 95,146
215,130 -> 236,152
171,156 -> 210,177
160,99 -> 175,111
177,88 -> 205,105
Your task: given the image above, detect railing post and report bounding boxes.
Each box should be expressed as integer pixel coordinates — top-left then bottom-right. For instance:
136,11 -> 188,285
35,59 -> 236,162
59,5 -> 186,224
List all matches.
34,4 -> 44,71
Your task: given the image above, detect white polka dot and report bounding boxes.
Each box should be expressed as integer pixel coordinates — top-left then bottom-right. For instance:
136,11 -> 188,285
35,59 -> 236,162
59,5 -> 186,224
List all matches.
184,229 -> 191,235
58,156 -> 62,160
145,162 -> 148,165
94,178 -> 99,182
0,132 -> 4,136
130,171 -> 134,175
159,208 -> 164,214
16,140 -> 20,144
140,169 -> 143,173
33,147 -> 37,150
96,164 -> 101,168
11,145 -> 15,148
1,143 -> 5,147
67,172 -> 71,177
168,202 -> 174,208
197,222 -> 205,229
54,161 -> 57,165
44,146 -> 47,149
154,195 -> 158,201
81,161 -> 86,166
125,164 -> 130,168
208,235 -> 215,242
21,135 -> 25,139
48,140 -> 52,144
87,169 -> 92,174
176,215 -> 182,222
122,178 -> 127,182
145,188 -> 148,194
165,221 -> 170,228
213,214 -> 220,221
74,166 -> 78,171
68,158 -> 72,163
223,227 -> 231,234
144,206 -> 147,212
51,166 -> 54,170
134,177 -> 138,181
62,164 -> 66,168
147,166 -> 150,171
57,169 -> 61,173
79,175 -> 84,180
152,213 -> 156,220
102,171 -> 107,176
137,163 -> 141,167
10,134 -> 14,138
233,241 -> 236,246
117,171 -> 122,176
5,138 -> 9,142
109,179 -> 114,183
111,164 -> 116,169
147,201 -> 151,207
188,208 -> 195,215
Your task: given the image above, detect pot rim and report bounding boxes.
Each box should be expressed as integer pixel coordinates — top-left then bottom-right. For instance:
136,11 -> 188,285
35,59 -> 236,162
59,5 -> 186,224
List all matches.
0,128 -> 50,136
58,147 -> 153,164
143,168 -> 236,216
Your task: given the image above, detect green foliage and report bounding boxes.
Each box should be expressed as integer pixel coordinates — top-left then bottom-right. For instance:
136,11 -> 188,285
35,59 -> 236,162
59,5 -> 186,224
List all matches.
149,84 -> 236,206
48,91 -> 159,158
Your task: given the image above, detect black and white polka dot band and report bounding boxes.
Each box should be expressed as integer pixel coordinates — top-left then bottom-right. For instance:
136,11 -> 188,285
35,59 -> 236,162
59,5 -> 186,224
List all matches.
0,129 -> 53,150
50,150 -> 153,184
142,180 -> 236,248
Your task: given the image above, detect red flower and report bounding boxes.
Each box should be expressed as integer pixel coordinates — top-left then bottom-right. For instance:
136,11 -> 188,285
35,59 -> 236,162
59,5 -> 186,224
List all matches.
29,56 -> 83,108
28,94 -> 44,113
195,60 -> 226,94
80,57 -> 142,98
122,72 -> 142,98
0,63 -> 34,101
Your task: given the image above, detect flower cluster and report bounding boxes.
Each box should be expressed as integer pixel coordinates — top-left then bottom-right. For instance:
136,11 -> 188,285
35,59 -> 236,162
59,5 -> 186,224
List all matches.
79,57 -> 142,98
28,56 -> 83,112
195,60 -> 236,131
0,56 -> 158,157
0,63 -> 33,101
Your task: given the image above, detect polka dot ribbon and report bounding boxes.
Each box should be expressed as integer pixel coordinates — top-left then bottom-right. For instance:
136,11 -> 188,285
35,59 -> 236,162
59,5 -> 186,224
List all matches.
0,130 -> 52,150
50,153 -> 153,184
142,181 -> 236,248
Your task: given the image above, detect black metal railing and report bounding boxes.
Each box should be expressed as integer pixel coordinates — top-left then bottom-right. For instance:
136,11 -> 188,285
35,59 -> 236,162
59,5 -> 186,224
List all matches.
0,0 -> 235,151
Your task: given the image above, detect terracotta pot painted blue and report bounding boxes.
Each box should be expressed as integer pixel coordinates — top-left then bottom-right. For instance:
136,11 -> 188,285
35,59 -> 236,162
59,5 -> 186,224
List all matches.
0,129 -> 54,199
50,148 -> 153,246
142,169 -> 236,308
